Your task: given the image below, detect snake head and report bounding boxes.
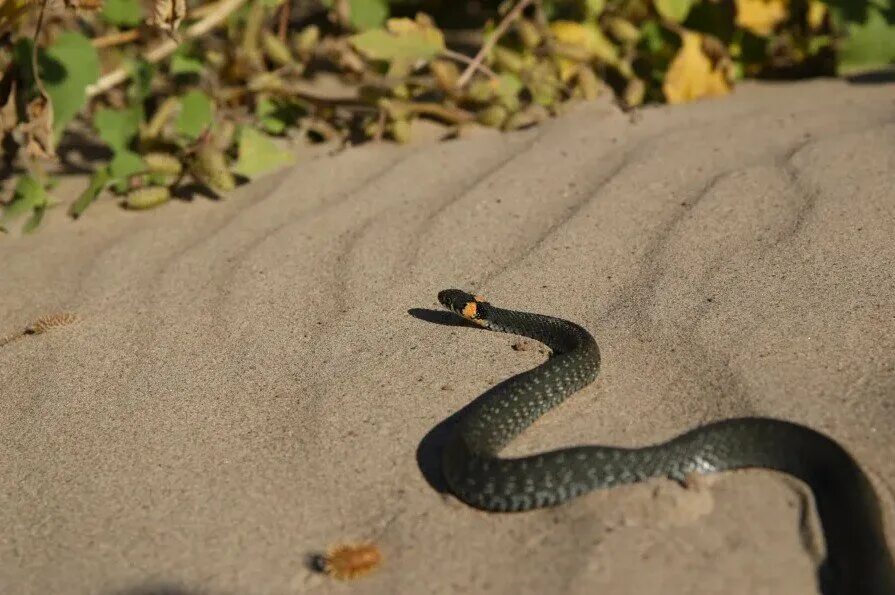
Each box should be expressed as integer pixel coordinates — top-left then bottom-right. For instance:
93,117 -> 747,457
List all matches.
438,289 -> 490,325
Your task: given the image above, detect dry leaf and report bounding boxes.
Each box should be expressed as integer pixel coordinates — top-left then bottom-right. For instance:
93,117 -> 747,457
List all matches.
663,31 -> 731,104
0,79 -> 18,139
142,0 -> 186,31
19,95 -> 56,159
63,0 -> 103,11
735,0 -> 788,37
0,0 -> 32,37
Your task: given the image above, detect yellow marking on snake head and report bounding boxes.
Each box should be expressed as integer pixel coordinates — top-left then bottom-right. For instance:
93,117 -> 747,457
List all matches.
462,301 -> 478,319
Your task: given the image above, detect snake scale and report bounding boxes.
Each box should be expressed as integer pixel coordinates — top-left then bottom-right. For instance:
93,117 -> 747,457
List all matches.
435,289 -> 895,594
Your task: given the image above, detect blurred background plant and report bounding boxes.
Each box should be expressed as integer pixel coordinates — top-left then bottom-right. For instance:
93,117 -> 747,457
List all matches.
1,0 -> 893,231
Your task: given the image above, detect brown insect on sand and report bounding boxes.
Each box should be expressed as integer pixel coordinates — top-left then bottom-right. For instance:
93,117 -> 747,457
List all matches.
318,543 -> 382,580
1,313 -> 80,347
26,313 -> 80,334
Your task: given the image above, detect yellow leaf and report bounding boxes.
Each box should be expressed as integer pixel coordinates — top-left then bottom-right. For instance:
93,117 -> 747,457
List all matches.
550,20 -> 618,82
735,0 -> 788,37
350,13 -> 445,63
662,32 -> 731,104
807,0 -> 826,30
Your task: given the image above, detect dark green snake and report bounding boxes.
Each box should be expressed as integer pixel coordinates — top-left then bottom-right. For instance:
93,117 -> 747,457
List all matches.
435,289 -> 895,594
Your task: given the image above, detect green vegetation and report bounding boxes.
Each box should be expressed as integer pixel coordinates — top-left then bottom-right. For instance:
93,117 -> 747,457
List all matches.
1,0 -> 893,232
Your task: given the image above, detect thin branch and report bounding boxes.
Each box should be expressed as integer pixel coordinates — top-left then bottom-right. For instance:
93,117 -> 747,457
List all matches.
85,0 -> 249,98
531,0 -> 556,55
30,0 -> 49,100
92,29 -> 141,49
440,48 -> 498,81
277,0 -> 290,41
456,0 -> 533,88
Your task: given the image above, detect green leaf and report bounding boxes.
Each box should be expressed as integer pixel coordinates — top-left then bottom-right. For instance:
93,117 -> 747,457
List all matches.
23,204 -> 47,233
170,49 -> 205,77
94,107 -> 141,152
640,20 -> 666,53
109,151 -> 146,193
102,0 -> 143,27
822,0 -> 878,23
349,19 -> 445,63
40,33 -> 100,140
176,90 -> 214,140
1,175 -> 50,232
127,59 -> 154,104
836,2 -> 895,73
348,0 -> 388,30
12,39 -> 37,99
70,168 -> 111,218
256,97 -> 305,135
654,0 -> 696,23
233,127 -> 294,177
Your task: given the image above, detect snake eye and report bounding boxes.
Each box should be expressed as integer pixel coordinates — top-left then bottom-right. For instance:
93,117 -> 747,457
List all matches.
438,289 -> 478,314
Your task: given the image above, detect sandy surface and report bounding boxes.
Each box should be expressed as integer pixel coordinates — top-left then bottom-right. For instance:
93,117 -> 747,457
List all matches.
1,78 -> 894,595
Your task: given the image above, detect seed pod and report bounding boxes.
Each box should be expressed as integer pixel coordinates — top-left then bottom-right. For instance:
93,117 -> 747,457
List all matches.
477,104 -> 509,128
190,146 -> 235,194
143,97 -> 179,139
389,118 -> 412,144
293,25 -> 320,58
527,60 -> 560,106
248,72 -> 288,93
430,59 -> 460,94
262,32 -> 296,67
143,152 -> 183,176
616,59 -> 635,80
206,50 -> 225,69
516,19 -> 542,49
605,17 -> 641,45
553,42 -> 593,63
125,186 -> 171,210
624,78 -> 645,107
576,65 -> 602,101
492,46 -> 524,74
391,83 -> 410,100
504,106 -> 547,131
466,79 -> 494,103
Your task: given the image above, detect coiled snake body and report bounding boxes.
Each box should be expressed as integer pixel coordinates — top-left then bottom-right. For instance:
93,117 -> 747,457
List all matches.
436,289 -> 895,594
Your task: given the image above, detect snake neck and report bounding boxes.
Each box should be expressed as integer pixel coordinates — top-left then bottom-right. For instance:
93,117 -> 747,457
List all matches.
456,306 -> 601,456
481,307 -> 596,355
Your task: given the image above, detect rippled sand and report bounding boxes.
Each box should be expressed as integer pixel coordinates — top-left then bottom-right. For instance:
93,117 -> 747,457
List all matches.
1,78 -> 893,595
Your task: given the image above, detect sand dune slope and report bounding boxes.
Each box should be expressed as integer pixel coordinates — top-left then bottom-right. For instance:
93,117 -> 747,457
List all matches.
1,78 -> 893,595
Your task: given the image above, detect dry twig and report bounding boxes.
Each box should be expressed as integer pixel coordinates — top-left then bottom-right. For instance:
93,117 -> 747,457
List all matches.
456,0 -> 534,88
440,48 -> 498,81
86,0 -> 249,98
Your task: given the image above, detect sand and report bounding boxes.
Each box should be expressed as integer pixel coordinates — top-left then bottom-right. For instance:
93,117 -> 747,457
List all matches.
1,77 -> 893,595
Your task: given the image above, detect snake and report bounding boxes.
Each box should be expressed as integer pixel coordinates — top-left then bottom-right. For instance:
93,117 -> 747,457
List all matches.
435,289 -> 895,594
